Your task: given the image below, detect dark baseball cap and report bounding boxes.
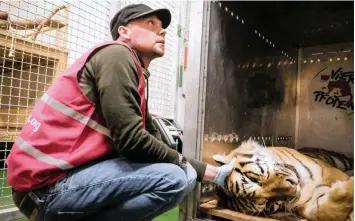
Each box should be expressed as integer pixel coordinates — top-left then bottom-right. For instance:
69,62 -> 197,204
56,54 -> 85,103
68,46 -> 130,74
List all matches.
110,3 -> 171,40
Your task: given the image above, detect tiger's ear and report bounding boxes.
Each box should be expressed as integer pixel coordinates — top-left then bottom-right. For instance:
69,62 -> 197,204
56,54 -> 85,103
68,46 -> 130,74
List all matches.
212,154 -> 229,165
239,138 -> 261,152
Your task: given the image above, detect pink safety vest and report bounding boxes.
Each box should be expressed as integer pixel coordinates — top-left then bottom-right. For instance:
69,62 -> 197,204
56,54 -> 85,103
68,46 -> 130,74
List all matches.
6,40 -> 146,191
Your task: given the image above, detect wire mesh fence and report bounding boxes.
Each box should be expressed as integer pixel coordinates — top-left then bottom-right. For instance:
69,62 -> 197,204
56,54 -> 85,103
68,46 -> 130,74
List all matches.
0,0 -> 112,209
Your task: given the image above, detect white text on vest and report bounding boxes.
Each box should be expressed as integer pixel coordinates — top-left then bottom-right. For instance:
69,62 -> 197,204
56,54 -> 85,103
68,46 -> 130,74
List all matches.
27,115 -> 41,132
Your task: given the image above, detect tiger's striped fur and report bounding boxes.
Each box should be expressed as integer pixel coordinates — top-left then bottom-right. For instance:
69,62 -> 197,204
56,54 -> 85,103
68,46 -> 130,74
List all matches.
298,147 -> 353,173
212,139 -> 354,221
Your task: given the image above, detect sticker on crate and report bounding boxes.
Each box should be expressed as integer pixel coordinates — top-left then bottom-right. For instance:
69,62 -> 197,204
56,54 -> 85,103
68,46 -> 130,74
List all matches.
312,67 -> 354,114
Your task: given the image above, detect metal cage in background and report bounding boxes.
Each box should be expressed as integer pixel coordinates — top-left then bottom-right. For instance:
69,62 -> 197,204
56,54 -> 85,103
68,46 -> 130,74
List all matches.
0,0 -> 112,214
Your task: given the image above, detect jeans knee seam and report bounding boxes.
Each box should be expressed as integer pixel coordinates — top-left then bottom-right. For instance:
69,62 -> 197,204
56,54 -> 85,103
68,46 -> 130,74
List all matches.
57,175 -> 177,195
42,176 -> 181,221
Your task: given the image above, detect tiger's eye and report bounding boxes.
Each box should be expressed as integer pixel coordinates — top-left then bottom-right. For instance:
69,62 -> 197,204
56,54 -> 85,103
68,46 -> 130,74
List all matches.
249,177 -> 259,184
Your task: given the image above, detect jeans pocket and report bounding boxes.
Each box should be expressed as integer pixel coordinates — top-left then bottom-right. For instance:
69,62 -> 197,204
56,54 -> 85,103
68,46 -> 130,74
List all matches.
57,211 -> 96,221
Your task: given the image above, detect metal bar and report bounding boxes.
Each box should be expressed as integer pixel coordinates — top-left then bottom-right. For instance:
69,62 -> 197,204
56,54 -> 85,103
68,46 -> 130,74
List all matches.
179,1 -> 211,221
295,47 -> 302,149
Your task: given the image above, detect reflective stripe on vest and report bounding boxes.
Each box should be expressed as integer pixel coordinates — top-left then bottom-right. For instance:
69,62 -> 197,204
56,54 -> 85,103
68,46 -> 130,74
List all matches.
15,137 -> 74,170
41,93 -> 111,138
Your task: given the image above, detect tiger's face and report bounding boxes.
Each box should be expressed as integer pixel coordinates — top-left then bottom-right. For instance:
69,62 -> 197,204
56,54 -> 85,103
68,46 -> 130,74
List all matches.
212,139 -> 301,214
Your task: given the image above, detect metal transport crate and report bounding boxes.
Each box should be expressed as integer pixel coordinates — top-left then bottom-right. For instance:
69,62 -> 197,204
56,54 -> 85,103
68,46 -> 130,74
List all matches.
180,1 -> 353,221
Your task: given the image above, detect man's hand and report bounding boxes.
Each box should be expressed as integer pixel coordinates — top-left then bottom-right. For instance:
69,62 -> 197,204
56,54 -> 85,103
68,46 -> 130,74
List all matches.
203,158 -> 236,193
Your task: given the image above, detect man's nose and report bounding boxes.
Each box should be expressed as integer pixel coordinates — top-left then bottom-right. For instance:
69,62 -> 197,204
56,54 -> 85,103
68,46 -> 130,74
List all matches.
159,28 -> 167,36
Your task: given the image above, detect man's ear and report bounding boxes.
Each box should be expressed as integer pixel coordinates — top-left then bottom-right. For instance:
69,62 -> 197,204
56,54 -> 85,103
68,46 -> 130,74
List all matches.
212,154 -> 229,166
118,25 -> 131,40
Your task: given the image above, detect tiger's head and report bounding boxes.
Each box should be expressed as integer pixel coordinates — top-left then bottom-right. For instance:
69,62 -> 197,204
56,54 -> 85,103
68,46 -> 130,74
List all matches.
212,139 -> 301,214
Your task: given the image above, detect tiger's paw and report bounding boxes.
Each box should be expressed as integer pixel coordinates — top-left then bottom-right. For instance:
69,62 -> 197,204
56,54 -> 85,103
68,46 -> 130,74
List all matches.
329,176 -> 354,200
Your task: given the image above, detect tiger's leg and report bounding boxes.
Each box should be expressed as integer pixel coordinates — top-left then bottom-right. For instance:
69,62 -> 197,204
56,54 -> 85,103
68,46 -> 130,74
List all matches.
298,177 -> 354,221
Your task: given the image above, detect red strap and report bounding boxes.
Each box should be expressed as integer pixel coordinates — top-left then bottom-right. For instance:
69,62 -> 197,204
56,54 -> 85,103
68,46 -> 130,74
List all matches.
131,54 -> 146,129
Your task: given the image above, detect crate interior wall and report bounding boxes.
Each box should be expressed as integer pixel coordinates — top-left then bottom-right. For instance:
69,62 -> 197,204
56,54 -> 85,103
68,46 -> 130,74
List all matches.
0,0 -> 112,210
199,1 -> 353,220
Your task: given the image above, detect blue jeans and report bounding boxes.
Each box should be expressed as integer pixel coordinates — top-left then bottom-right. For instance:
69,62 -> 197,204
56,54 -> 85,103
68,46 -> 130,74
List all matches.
35,156 -> 197,221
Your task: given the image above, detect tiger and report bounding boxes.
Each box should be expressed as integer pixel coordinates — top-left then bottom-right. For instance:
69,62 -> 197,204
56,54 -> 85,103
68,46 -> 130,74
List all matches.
212,138 -> 354,221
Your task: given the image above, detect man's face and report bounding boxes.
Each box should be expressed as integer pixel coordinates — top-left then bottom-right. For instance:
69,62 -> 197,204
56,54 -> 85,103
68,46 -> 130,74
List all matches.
125,15 -> 166,57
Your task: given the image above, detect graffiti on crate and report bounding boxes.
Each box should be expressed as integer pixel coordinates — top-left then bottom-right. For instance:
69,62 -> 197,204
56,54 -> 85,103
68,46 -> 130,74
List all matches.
312,67 -> 354,114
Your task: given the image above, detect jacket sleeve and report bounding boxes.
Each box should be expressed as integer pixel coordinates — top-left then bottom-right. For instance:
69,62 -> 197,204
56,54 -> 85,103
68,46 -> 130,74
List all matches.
92,44 -> 207,181
145,110 -> 162,141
